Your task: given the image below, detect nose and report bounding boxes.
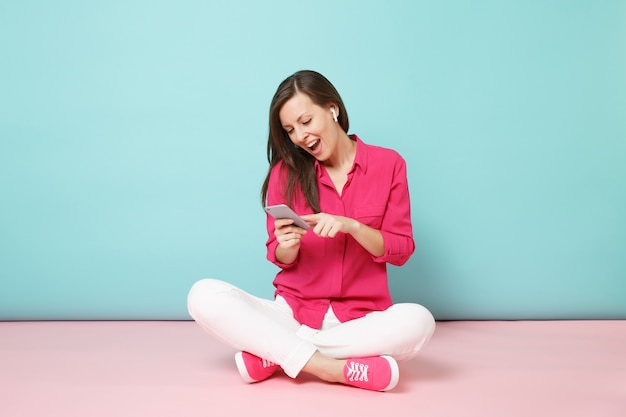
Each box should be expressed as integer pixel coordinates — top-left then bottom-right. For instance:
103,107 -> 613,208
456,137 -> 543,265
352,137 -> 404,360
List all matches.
294,127 -> 308,143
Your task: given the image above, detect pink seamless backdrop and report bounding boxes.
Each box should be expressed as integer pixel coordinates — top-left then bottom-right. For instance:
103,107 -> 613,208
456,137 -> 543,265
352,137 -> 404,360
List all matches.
1,320 -> 624,417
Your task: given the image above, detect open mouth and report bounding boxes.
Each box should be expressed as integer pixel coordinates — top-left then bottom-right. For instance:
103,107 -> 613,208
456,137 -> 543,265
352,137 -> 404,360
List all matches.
307,139 -> 321,152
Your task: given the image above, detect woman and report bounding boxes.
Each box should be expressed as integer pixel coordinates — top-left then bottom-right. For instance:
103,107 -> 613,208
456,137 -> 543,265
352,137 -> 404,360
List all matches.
187,70 -> 435,391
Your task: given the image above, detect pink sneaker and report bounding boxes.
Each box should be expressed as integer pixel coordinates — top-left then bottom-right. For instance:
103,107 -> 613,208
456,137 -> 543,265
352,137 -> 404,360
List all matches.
343,355 -> 399,391
235,351 -> 280,383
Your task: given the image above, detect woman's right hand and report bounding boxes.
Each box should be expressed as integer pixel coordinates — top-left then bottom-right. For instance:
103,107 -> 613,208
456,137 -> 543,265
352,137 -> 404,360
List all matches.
275,218 -> 307,249
274,219 -> 307,264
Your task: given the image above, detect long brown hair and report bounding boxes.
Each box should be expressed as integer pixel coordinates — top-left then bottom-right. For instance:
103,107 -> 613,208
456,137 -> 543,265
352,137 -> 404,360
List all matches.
260,70 -> 349,212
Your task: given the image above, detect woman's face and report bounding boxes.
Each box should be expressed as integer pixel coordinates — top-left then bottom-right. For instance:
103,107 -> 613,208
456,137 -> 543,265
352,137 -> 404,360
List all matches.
279,92 -> 340,162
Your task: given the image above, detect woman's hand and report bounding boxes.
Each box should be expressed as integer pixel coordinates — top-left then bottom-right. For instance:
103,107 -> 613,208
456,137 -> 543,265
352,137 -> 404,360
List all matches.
274,218 -> 307,249
301,212 -> 384,257
300,213 -> 359,238
274,218 -> 307,264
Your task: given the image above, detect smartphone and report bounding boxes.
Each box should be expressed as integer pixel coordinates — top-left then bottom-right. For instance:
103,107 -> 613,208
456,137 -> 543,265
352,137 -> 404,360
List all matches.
264,204 -> 311,229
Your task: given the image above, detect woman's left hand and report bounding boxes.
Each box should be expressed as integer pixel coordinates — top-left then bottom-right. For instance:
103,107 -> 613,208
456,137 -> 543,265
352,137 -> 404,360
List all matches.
300,213 -> 359,238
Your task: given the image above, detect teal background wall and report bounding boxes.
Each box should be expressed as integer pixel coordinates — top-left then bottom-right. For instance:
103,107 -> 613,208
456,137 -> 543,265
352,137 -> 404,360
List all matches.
1,1 -> 625,320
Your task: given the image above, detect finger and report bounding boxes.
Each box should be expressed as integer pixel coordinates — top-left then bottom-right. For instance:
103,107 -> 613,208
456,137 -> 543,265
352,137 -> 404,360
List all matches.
275,218 -> 295,229
315,222 -> 332,238
279,239 -> 300,249
300,213 -> 321,224
324,221 -> 344,238
281,229 -> 306,240
327,225 -> 340,238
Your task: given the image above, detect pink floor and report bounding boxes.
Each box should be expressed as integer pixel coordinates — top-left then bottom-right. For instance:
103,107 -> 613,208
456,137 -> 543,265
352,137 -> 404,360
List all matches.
1,320 -> 624,417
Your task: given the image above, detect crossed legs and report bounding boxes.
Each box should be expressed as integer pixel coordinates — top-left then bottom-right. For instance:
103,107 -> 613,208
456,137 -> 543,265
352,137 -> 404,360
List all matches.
187,278 -> 435,389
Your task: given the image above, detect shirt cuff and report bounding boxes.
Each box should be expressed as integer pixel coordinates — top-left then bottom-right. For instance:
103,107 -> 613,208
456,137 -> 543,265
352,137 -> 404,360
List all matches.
267,240 -> 299,269
372,230 -> 414,266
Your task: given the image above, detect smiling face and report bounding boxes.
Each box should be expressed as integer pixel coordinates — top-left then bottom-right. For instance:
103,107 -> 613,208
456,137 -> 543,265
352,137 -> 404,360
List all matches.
279,92 -> 341,162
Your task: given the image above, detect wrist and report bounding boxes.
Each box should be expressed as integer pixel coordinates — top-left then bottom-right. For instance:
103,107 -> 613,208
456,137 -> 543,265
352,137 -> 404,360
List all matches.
349,219 -> 361,235
276,244 -> 299,265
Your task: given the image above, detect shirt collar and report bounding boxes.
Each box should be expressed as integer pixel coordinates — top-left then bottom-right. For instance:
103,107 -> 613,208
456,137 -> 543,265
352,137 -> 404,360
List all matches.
351,134 -> 368,174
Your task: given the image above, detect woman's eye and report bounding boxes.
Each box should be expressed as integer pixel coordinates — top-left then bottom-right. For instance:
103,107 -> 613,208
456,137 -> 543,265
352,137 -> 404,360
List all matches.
302,119 -> 311,125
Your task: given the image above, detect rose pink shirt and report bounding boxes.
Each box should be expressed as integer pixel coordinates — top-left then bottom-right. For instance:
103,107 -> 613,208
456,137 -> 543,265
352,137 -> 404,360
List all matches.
265,135 -> 415,329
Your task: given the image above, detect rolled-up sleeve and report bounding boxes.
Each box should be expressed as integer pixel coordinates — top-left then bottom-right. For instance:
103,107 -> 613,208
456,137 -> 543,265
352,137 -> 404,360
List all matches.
372,154 -> 415,266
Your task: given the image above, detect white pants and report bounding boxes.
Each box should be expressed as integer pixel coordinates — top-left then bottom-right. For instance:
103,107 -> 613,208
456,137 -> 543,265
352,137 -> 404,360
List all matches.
187,278 -> 436,378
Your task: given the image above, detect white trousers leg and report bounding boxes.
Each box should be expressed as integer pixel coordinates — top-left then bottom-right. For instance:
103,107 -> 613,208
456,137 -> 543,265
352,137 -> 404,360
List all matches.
309,302 -> 436,362
187,278 -> 435,378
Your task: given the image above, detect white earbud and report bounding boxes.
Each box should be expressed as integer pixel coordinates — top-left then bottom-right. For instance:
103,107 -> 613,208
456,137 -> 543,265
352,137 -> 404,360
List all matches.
330,108 -> 338,122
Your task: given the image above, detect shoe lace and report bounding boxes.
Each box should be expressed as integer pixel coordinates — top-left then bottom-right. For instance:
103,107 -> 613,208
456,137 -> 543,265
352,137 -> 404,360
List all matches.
346,361 -> 369,382
261,358 -> 276,368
